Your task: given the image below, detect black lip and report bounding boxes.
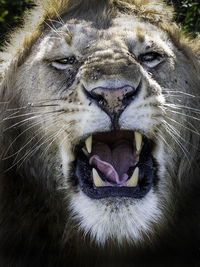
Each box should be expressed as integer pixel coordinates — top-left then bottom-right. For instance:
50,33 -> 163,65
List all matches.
73,135 -> 158,199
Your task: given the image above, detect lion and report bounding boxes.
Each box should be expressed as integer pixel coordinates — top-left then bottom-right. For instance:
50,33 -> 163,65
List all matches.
0,0 -> 200,266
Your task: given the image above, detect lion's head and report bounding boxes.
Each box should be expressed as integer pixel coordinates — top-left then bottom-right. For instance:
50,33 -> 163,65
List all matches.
0,0 -> 200,265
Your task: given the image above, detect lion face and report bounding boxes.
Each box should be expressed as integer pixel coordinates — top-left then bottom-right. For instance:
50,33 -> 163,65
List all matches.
1,7 -> 200,248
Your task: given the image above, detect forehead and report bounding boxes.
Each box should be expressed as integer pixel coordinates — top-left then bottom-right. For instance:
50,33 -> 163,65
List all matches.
37,14 -> 172,59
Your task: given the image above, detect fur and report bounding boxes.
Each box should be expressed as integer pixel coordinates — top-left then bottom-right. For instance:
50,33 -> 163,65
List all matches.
0,0 -> 200,266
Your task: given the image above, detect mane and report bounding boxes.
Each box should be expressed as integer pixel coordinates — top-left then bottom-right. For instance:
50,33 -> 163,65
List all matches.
0,0 -> 199,78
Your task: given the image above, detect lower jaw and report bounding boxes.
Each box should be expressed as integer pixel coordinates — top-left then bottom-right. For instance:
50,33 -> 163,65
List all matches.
74,153 -> 158,199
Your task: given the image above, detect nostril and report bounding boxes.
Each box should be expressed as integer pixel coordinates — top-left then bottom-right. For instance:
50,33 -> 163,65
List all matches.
122,90 -> 136,106
87,90 -> 107,106
122,81 -> 141,106
125,90 -> 136,99
91,91 -> 103,101
98,98 -> 107,106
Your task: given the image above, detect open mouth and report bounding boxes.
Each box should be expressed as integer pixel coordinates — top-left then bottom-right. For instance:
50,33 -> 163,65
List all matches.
74,130 -> 157,199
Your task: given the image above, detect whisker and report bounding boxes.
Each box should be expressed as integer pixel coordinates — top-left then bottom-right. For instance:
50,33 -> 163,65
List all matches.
162,120 -> 198,150
5,99 -> 62,112
40,125 -> 69,158
4,119 -> 62,172
28,98 -> 62,104
50,7 -> 65,26
4,110 -> 21,119
44,21 -> 64,39
166,116 -> 200,136
4,108 -> 64,119
30,104 -> 60,108
162,90 -> 198,98
164,108 -> 200,121
187,120 -> 200,133
3,114 -> 49,132
3,111 -> 52,120
164,103 -> 200,114
47,18 -> 64,26
3,115 -> 46,132
2,114 -> 59,160
161,123 -> 192,166
17,123 -> 65,169
5,125 -> 45,162
6,106 -> 30,112
59,130 -> 71,148
154,126 -> 175,154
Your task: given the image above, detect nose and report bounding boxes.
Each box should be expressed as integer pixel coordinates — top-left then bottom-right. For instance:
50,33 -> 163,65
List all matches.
86,85 -> 139,127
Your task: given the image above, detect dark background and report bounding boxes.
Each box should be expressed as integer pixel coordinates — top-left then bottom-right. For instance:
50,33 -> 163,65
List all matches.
0,0 -> 200,48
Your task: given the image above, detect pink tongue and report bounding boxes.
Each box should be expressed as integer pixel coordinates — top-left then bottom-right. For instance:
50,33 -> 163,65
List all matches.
89,140 -> 135,185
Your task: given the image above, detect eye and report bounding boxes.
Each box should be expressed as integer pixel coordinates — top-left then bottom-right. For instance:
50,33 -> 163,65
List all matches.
138,52 -> 164,68
56,56 -> 76,65
52,56 -> 77,70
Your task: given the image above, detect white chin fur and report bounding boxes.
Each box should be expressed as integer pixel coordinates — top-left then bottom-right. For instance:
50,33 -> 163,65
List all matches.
69,189 -> 163,246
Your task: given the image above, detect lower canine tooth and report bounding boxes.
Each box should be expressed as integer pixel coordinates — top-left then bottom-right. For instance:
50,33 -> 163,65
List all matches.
92,168 -> 105,187
127,167 -> 139,187
85,135 -> 92,153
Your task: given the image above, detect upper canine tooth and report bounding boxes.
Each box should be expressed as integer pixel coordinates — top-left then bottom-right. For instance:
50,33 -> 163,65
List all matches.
127,167 -> 139,187
92,168 -> 105,187
134,131 -> 142,154
85,135 -> 92,153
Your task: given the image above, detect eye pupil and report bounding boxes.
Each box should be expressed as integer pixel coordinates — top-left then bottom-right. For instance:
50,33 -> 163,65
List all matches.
143,55 -> 154,61
139,52 -> 160,62
62,58 -> 69,63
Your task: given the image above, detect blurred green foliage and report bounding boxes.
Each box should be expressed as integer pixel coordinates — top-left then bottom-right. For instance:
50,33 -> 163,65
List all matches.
173,0 -> 200,36
0,0 -> 33,42
0,0 -> 199,44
